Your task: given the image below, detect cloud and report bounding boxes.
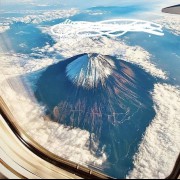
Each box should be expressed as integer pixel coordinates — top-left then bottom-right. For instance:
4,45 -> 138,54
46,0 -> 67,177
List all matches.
155,14 -> 180,36
0,53 -> 56,76
0,24 -> 10,33
38,26 -> 167,80
128,83 -> 180,179
0,53 -> 107,166
51,19 -> 164,38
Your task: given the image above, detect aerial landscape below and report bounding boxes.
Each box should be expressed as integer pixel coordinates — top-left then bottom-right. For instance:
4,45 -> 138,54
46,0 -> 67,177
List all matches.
0,0 -> 180,179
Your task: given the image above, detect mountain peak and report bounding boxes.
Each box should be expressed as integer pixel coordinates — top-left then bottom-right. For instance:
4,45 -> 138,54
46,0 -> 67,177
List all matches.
66,54 -> 115,89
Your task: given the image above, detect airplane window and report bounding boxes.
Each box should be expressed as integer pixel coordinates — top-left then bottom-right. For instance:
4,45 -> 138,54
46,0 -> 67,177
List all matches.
0,1 -> 179,179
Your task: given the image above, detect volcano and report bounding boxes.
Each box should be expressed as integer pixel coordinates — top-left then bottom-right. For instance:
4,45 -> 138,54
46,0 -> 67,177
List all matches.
34,53 -> 156,178
66,54 -> 115,89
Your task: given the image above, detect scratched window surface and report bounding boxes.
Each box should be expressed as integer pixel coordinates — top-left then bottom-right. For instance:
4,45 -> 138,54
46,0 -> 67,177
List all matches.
0,0 -> 180,179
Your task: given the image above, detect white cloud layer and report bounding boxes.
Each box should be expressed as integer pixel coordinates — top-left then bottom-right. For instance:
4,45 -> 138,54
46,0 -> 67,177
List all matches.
155,14 -> 180,36
38,27 -> 167,80
0,25 -> 10,33
0,52 -> 179,178
0,53 -> 56,76
128,83 -> 180,179
0,53 -> 107,167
